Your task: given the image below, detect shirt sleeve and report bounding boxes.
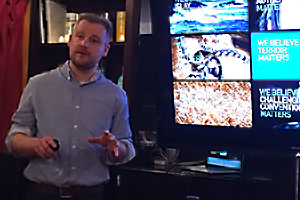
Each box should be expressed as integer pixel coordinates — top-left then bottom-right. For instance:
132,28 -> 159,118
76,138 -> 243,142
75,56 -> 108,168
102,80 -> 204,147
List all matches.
104,88 -> 136,165
5,78 -> 37,152
105,139 -> 136,165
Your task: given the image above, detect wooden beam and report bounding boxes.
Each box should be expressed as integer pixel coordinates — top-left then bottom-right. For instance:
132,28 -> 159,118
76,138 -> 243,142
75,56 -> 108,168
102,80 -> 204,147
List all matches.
22,0 -> 31,88
123,0 -> 141,136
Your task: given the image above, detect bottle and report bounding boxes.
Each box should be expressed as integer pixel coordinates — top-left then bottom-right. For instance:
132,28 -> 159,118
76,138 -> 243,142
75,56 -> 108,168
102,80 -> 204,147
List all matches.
116,11 -> 126,42
117,75 -> 123,88
104,12 -> 113,42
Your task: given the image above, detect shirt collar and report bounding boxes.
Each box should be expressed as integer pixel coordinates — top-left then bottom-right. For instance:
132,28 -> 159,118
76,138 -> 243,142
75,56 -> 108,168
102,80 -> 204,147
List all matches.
59,61 -> 102,84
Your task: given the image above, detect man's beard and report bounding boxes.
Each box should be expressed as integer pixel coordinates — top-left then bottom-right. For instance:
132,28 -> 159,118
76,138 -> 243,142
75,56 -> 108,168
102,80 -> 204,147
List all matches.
71,54 -> 98,71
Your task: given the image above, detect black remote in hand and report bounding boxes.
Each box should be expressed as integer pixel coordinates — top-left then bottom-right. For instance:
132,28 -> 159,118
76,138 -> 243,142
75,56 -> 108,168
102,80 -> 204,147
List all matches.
49,138 -> 60,151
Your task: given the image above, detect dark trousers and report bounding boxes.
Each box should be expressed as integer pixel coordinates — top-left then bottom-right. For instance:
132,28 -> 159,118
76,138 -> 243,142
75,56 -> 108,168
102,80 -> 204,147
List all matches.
23,187 -> 106,200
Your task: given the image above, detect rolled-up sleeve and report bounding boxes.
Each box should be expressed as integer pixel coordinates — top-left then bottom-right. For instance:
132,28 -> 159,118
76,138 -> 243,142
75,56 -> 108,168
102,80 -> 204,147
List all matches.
105,139 -> 136,165
5,124 -> 31,152
5,78 -> 37,152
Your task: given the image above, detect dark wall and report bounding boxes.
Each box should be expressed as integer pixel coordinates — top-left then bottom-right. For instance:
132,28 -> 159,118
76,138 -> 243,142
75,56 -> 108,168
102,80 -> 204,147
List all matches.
0,152 -> 28,200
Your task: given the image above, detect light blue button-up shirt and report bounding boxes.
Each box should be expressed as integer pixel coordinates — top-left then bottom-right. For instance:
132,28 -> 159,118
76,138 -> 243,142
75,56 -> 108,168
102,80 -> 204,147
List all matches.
5,61 -> 135,187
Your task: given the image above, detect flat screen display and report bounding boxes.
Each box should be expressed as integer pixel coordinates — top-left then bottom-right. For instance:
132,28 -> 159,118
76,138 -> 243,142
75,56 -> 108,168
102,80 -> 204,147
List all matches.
253,0 -> 300,31
154,0 -> 300,151
252,81 -> 300,130
207,156 -> 242,169
251,31 -> 300,80
174,81 -> 252,127
170,0 -> 249,34
171,34 -> 251,80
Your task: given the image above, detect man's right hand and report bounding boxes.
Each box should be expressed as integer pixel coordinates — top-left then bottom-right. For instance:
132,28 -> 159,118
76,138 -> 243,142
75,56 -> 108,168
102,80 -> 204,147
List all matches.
34,136 -> 57,158
11,134 -> 56,158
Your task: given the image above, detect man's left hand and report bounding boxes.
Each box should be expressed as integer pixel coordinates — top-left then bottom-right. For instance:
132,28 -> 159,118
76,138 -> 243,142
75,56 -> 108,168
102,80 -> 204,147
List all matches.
87,130 -> 119,156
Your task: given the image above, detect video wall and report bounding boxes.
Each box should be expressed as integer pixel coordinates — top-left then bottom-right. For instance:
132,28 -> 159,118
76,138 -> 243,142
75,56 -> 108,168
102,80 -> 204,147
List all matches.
170,0 -> 300,132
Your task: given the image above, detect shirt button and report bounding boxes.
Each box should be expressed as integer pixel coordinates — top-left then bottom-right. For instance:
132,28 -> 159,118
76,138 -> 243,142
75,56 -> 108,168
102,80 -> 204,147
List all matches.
76,105 -> 80,109
72,166 -> 76,170
72,145 -> 76,149
74,125 -> 78,129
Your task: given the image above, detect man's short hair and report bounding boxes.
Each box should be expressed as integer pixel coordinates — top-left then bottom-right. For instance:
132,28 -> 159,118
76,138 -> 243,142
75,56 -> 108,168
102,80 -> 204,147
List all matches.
74,13 -> 113,45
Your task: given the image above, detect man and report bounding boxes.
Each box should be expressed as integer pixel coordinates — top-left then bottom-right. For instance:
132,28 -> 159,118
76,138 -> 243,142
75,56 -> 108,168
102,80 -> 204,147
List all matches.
5,13 -> 135,200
